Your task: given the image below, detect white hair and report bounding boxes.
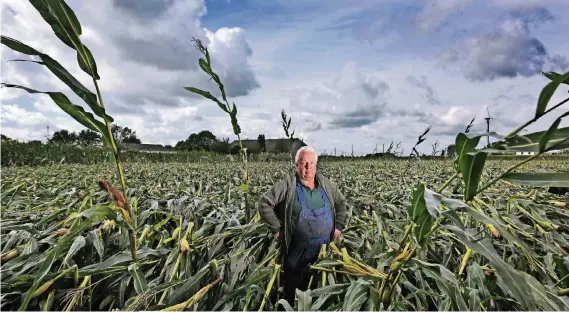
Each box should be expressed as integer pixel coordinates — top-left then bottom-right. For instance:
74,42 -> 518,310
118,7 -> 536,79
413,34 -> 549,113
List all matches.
295,146 -> 318,164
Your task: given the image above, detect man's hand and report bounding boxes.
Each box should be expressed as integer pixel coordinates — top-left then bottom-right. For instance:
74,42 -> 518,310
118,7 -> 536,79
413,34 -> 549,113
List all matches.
333,229 -> 341,241
274,232 -> 280,240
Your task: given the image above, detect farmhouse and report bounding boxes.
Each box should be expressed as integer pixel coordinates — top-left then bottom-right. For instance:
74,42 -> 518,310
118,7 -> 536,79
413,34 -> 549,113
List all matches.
229,138 -> 306,154
119,143 -> 176,153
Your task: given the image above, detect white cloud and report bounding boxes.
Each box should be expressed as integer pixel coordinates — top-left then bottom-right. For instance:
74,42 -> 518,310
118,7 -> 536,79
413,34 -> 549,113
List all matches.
1,104 -> 49,126
445,19 -> 568,81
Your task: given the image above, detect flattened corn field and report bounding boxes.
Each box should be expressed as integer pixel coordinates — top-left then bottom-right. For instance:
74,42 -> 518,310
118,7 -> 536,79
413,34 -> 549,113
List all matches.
1,158 -> 568,311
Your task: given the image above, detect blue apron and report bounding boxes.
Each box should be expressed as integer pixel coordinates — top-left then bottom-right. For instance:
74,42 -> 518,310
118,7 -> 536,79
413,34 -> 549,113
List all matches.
285,181 -> 334,272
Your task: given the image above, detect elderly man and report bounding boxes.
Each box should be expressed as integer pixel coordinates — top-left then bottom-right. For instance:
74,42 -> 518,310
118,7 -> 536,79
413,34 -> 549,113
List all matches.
257,146 -> 347,305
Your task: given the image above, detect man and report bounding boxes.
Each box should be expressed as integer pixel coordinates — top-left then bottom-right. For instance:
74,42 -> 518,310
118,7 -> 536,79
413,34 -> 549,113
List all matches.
257,146 -> 347,305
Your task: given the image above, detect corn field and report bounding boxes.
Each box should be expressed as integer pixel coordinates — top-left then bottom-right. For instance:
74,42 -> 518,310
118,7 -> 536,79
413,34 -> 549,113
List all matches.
1,158 -> 569,311
2,0 -> 569,311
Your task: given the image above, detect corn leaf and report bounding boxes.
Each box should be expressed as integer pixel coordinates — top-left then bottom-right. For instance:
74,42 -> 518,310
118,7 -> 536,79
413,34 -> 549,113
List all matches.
501,172 -> 569,187
0,36 -> 112,121
183,87 -> 228,112
459,151 -> 488,201
408,183 -> 436,247
416,260 -> 468,311
128,263 -> 149,295
539,111 -> 569,152
535,70 -> 569,118
29,0 -> 100,79
0,84 -> 112,147
342,279 -> 373,311
443,224 -> 535,310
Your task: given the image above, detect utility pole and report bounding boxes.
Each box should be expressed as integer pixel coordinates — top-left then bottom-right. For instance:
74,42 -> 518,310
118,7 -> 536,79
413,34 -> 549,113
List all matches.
351,144 -> 354,157
334,147 -> 336,156
382,144 -> 385,153
485,107 -> 494,147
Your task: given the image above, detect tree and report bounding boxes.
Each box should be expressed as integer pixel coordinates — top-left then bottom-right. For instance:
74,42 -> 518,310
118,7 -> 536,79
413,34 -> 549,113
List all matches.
257,134 -> 266,152
111,124 -> 141,144
211,137 -> 230,154
1,134 -> 13,141
49,129 -> 77,144
175,130 -> 218,151
78,129 -> 101,145
445,144 -> 455,158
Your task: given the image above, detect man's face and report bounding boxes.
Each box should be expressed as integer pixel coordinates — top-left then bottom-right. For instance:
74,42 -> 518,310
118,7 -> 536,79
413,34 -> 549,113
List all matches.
296,150 -> 317,180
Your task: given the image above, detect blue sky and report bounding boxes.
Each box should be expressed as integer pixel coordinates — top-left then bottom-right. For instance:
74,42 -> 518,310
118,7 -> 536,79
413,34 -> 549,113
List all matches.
1,0 -> 568,155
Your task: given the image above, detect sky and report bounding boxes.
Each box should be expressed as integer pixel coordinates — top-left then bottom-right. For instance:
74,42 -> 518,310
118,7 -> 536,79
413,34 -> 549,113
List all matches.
1,0 -> 569,156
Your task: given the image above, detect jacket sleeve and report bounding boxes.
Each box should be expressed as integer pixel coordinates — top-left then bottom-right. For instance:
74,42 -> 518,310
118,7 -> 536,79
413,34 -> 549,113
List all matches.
331,181 -> 347,231
257,180 -> 287,234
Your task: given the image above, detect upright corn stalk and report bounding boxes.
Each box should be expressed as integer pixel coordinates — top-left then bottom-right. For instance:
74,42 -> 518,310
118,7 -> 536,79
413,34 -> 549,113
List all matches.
184,38 -> 251,220
380,70 -> 569,310
0,0 -> 137,261
281,109 -> 295,166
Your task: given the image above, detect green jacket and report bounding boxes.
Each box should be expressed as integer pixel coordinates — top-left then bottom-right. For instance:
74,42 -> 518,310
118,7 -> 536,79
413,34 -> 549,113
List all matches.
256,171 -> 347,254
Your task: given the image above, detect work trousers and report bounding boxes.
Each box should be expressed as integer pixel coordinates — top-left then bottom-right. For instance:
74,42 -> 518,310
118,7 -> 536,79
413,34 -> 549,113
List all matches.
282,258 -> 319,306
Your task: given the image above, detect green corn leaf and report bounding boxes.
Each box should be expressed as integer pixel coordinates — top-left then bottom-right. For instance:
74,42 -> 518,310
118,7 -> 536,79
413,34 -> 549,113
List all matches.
18,219 -> 91,311
483,127 -> 569,153
88,230 -> 105,261
467,263 -> 490,299
0,223 -> 40,235
342,279 -> 373,311
183,87 -> 228,112
29,0 -> 99,79
231,115 -> 241,135
75,205 -> 117,223
539,111 -> 569,152
22,238 -> 38,255
443,224 -> 535,310
0,36 -> 112,121
118,272 -> 131,308
166,263 -> 210,306
416,260 -> 468,311
501,172 -> 569,187
454,133 -> 481,172
445,204 -> 538,259
467,289 -> 481,311
297,289 -> 313,311
522,272 -> 569,310
128,263 -> 149,295
199,58 -> 210,74
542,71 -> 569,85
408,183 -> 436,247
0,84 -> 112,147
459,151 -> 487,201
536,70 -> 569,118
62,236 -> 86,267
309,283 -> 350,297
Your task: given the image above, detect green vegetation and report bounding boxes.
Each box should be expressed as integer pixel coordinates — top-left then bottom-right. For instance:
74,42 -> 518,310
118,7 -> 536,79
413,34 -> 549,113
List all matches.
1,159 -> 569,311
1,0 -> 569,311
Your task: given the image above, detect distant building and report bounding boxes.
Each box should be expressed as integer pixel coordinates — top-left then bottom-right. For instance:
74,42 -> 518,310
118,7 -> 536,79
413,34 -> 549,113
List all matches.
119,143 -> 176,153
229,138 -> 306,154
515,151 -> 536,156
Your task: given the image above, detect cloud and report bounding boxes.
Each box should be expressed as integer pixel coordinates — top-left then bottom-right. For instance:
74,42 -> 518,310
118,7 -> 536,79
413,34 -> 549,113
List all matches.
406,75 -> 441,105
1,0 -> 260,113
445,19 -> 568,81
416,0 -> 471,33
287,62 -> 389,130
